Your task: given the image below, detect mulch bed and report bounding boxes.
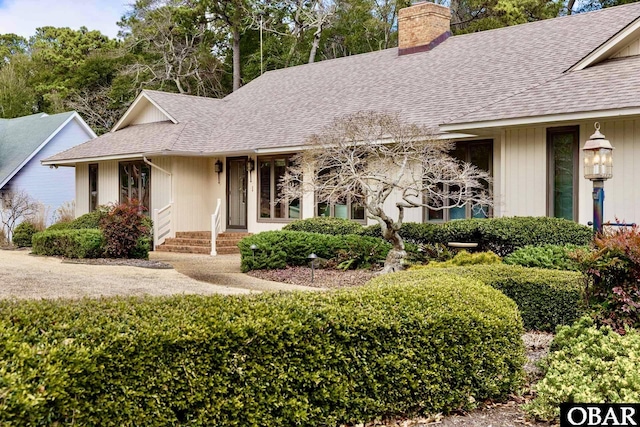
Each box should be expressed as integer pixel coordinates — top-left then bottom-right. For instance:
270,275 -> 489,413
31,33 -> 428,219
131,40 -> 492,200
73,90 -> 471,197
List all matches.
247,266 -> 380,288
61,258 -> 174,269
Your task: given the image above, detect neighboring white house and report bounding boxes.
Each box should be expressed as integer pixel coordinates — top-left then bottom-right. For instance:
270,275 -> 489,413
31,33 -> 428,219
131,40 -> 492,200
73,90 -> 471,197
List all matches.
0,112 -> 96,225
43,2 -> 640,254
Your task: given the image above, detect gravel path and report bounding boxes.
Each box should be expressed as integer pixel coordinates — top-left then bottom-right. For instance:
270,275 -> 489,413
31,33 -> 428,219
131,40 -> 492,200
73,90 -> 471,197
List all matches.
0,249 -> 251,299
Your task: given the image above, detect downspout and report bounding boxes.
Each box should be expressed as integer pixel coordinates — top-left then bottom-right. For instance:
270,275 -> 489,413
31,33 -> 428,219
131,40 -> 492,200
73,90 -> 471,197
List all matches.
143,157 -> 172,203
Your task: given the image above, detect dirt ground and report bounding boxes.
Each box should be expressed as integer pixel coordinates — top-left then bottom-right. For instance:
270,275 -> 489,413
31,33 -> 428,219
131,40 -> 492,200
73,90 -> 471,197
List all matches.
0,248 -> 251,299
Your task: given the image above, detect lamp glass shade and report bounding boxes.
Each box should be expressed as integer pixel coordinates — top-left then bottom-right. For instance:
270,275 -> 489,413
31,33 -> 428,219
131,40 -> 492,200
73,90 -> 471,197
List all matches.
583,147 -> 613,180
214,160 -> 223,173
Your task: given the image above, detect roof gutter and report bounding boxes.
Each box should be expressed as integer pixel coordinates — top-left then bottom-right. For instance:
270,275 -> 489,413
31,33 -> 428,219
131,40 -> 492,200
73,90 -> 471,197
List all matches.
440,107 -> 640,133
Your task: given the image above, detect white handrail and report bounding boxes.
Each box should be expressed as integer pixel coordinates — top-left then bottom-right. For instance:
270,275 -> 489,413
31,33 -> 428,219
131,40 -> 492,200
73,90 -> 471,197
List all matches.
211,198 -> 222,256
153,202 -> 173,250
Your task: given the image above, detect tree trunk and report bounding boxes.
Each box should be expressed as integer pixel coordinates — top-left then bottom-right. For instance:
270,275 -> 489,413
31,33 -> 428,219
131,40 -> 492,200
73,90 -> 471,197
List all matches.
308,28 -> 321,63
381,227 -> 406,273
232,27 -> 241,91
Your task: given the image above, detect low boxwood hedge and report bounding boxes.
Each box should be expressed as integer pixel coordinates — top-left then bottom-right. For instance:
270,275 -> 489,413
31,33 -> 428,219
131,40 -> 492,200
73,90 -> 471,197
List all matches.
0,278 -> 525,426
283,217 -> 364,235
362,217 -> 593,256
503,244 -> 584,271
239,230 -> 391,271
392,264 -> 585,331
31,229 -> 105,258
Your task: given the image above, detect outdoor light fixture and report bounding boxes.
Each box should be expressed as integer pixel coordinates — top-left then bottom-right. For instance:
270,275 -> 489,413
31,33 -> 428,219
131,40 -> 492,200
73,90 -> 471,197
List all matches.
308,253 -> 318,283
247,158 -> 256,182
215,159 -> 223,183
250,244 -> 258,262
582,122 -> 614,233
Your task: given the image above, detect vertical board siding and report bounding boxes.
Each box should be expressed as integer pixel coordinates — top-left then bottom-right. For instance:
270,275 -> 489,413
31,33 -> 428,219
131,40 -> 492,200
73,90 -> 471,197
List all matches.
503,127 -> 547,217
75,164 -> 89,217
173,157 -> 214,232
97,161 -> 120,206
150,157 -> 172,214
129,103 -> 171,125
612,37 -> 640,58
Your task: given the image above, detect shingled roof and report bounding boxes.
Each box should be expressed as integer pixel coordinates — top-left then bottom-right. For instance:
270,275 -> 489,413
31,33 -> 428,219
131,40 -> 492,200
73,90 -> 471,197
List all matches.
45,2 -> 640,164
1,112 -> 77,187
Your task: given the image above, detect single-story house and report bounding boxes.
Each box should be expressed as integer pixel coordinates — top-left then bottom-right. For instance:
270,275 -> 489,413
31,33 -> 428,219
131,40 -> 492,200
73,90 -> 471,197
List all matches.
1,111 -> 96,225
43,2 -> 640,254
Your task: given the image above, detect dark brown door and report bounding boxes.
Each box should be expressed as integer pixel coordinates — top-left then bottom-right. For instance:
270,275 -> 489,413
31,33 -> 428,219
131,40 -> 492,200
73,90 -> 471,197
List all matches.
227,157 -> 247,229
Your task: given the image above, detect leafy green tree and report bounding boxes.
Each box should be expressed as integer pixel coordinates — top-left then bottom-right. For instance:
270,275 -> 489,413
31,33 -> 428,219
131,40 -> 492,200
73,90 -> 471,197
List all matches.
0,34 -> 28,66
0,54 -> 36,118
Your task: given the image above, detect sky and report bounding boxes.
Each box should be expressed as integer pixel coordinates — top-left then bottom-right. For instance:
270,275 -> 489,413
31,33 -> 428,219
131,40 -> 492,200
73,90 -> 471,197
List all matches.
0,0 -> 127,39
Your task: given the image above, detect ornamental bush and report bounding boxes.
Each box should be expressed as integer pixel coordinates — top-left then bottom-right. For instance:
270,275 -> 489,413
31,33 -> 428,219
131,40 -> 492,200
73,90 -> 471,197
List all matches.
100,201 -> 150,259
413,250 -> 502,268
283,217 -> 364,235
572,225 -> 640,333
46,209 -> 110,231
0,277 -> 525,426
396,265 -> 584,331
503,244 -> 584,271
12,221 -> 38,247
31,229 -> 105,258
239,230 -> 390,271
525,317 -> 640,421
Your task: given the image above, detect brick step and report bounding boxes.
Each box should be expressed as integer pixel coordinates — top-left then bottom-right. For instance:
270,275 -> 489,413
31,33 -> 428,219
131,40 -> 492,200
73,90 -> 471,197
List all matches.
163,238 -> 211,247
216,240 -> 242,248
156,245 -> 210,254
176,231 -> 211,239
217,232 -> 251,238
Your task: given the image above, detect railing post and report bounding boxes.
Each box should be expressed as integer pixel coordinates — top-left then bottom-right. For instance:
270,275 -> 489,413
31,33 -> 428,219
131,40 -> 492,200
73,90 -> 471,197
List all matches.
211,213 -> 217,256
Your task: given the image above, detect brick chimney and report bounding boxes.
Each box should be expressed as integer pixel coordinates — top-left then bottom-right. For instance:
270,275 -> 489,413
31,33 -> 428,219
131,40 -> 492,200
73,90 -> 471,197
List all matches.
398,2 -> 451,56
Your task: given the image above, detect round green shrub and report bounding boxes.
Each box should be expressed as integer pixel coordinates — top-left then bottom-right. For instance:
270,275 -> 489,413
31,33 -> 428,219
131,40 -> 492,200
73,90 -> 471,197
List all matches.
12,221 -> 38,247
0,276 -> 525,426
283,217 -> 364,235
525,317 -> 640,421
503,244 -> 584,271
393,264 -> 585,331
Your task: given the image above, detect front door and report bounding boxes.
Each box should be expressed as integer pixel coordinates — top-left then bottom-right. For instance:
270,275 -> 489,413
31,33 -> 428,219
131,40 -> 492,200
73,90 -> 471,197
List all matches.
227,157 -> 248,229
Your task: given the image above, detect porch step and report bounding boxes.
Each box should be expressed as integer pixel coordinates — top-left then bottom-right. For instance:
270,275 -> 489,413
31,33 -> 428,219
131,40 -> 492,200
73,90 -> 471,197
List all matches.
156,231 -> 252,255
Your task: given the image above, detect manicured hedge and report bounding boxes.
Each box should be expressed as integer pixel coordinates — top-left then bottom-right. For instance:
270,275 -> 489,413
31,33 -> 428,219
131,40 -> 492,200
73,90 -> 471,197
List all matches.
239,230 -> 391,271
362,217 -> 593,256
31,229 -> 105,258
283,217 -> 364,235
525,317 -> 640,421
11,221 -> 38,247
46,210 -> 109,231
393,265 -> 585,331
0,278 -> 525,426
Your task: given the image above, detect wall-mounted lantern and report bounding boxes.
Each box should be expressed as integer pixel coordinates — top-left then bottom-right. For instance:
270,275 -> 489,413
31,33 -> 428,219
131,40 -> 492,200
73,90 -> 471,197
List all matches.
582,122 -> 614,234
247,158 -> 256,182
215,159 -> 224,184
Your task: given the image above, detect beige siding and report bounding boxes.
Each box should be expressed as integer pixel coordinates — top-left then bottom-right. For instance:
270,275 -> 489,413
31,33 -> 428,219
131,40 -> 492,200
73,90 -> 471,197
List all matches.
130,104 -> 172,125
173,157 -> 214,232
612,37 -> 640,58
579,118 -> 640,226
75,164 -> 89,217
98,161 -> 120,206
502,127 -> 547,217
150,157 -> 172,213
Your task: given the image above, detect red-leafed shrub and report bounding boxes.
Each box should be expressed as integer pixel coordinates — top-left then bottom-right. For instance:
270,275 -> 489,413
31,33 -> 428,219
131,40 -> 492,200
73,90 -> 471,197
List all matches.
99,200 -> 150,259
573,225 -> 640,333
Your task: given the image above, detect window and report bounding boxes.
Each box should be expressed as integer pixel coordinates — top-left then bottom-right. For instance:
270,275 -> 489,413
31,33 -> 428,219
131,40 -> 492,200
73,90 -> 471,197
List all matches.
547,127 -> 579,221
258,156 -> 300,220
119,161 -> 151,213
89,163 -> 98,212
426,140 -> 493,222
315,167 -> 366,222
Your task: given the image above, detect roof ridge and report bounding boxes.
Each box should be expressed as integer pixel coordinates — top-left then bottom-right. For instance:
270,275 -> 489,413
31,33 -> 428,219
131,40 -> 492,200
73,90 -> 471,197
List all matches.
143,89 -> 224,102
450,2 -> 640,40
